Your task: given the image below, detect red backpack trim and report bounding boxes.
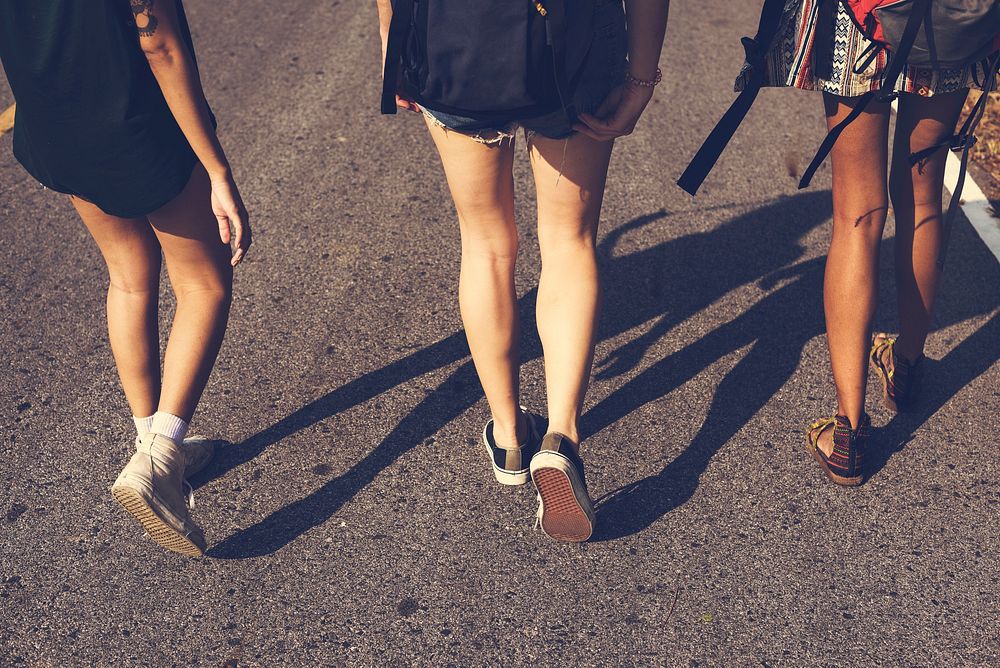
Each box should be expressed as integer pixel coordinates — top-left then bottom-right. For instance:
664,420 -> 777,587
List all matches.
844,0 -> 897,42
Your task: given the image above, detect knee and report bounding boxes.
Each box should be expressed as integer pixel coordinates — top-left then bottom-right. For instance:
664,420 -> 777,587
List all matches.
460,224 -> 519,264
889,166 -> 944,213
832,206 -> 887,246
538,221 -> 598,259
172,269 -> 232,307
107,268 -> 160,298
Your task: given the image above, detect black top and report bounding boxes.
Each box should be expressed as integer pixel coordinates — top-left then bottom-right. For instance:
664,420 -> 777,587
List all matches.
0,0 -> 213,218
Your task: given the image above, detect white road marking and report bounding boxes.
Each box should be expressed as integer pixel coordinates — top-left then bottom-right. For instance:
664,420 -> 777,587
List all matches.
944,148 -> 1000,264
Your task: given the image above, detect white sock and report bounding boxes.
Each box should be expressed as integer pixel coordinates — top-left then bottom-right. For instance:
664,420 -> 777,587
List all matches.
132,415 -> 154,437
150,412 -> 189,443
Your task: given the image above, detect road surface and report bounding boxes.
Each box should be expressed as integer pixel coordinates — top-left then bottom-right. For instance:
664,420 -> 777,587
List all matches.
1,1 -> 998,666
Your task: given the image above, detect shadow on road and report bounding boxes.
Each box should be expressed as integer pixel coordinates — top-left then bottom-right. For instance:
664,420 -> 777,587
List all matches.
205,190 -> 998,557
589,206 -> 1000,541
867,311 -> 1000,477
206,192 -> 830,558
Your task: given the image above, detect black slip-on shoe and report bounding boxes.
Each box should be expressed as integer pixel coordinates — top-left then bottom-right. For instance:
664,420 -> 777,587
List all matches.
482,409 -> 545,486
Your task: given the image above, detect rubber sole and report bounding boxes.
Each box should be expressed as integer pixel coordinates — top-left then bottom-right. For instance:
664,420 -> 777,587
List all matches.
111,486 -> 205,557
491,464 -> 529,486
807,441 -> 863,487
531,456 -> 594,542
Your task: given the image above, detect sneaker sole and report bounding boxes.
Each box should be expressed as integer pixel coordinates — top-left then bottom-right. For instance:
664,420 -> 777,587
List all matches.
806,439 -> 863,487
531,454 -> 594,542
111,486 -> 205,557
491,465 -> 530,486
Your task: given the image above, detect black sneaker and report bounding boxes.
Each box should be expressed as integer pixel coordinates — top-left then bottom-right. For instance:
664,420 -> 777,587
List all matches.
482,409 -> 545,486
530,433 -> 595,542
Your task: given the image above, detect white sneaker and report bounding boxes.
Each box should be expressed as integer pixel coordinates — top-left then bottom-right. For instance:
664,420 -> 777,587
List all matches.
113,433 -> 206,557
134,433 -> 216,479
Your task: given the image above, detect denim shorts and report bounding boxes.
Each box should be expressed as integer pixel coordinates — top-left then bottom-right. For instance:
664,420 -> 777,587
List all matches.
422,0 -> 627,143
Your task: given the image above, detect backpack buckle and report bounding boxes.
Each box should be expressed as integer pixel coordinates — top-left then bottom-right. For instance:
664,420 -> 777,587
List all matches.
949,134 -> 977,153
874,89 -> 898,104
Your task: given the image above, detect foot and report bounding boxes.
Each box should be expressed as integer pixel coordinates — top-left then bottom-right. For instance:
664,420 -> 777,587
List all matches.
483,410 -> 545,486
112,433 -> 206,557
806,414 -> 870,487
871,333 -> 925,412
530,433 -> 595,542
135,433 -> 217,479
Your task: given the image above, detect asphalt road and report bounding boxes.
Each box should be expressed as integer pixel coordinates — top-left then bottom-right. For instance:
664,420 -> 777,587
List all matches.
2,2 -> 998,666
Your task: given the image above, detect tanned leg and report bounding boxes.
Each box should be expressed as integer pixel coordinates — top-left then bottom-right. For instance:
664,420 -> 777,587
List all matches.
528,132 -> 614,449
818,92 -> 891,455
146,165 -> 233,422
889,89 -> 969,363
72,198 -> 162,418
424,119 -> 525,448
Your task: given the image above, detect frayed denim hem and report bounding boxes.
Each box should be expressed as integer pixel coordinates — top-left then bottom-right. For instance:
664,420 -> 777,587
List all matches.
421,107 -> 518,147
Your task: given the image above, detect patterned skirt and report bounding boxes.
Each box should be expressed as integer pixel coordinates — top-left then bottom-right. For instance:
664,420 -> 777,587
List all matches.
735,0 -> 995,98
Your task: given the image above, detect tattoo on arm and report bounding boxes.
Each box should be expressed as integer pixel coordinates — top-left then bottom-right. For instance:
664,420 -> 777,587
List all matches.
130,0 -> 159,37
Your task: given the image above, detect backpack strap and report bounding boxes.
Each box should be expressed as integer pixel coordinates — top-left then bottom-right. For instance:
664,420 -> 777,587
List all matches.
380,0 -> 415,115
918,52 -> 999,269
798,0 -> 932,188
676,0 -> 788,195
543,0 -> 576,122
796,91 -> 876,188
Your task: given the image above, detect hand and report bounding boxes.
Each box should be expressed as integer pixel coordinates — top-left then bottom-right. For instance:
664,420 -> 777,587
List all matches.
573,81 -> 656,142
393,91 -> 420,113
381,32 -> 420,113
209,172 -> 252,267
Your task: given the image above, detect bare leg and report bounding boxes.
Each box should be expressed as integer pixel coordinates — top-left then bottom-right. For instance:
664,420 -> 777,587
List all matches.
72,200 -> 162,418
529,133 -> 614,449
147,165 -> 233,422
889,89 -> 969,362
423,119 -> 525,448
820,92 -> 891,454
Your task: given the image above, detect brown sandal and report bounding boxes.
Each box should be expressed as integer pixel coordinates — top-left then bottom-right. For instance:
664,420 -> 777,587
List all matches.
806,414 -> 870,486
870,334 -> 924,413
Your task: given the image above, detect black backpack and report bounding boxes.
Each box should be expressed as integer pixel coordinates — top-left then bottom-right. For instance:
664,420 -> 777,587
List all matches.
380,0 -> 596,121
678,0 -> 1000,268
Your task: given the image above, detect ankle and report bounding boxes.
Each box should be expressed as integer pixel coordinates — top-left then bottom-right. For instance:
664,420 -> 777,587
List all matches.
893,336 -> 924,364
132,414 -> 154,437
834,406 -> 865,431
492,411 -> 526,449
546,422 -> 580,453
150,411 -> 190,443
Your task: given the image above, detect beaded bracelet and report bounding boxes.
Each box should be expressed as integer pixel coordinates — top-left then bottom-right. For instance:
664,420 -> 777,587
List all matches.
624,67 -> 662,88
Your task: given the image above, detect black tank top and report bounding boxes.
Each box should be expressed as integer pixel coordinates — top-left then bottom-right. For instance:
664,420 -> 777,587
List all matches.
0,0 -> 214,217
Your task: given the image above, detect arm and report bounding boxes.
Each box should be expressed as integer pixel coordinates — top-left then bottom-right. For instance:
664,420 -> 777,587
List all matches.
131,0 -> 250,265
622,0 -> 669,82
375,0 -> 419,112
376,0 -> 393,61
574,0 -> 670,141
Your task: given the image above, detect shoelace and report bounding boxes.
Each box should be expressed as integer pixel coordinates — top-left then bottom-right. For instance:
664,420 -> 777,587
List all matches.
144,442 -> 195,509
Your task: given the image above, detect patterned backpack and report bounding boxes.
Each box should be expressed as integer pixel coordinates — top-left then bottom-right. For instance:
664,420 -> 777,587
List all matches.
845,0 -> 1000,66
679,0 -> 1000,267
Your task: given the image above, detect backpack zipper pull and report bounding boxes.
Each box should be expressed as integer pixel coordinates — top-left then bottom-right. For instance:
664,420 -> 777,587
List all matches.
533,1 -> 547,16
